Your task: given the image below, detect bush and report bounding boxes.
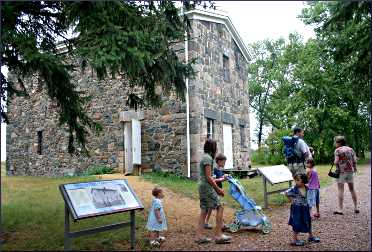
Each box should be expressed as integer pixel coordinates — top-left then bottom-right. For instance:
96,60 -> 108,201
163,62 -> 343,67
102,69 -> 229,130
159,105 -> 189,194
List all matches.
82,165 -> 114,175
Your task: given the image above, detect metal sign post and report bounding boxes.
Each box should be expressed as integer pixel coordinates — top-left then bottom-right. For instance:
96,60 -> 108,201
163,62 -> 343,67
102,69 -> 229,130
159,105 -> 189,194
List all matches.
258,165 -> 293,209
64,204 -> 136,250
60,179 -> 143,251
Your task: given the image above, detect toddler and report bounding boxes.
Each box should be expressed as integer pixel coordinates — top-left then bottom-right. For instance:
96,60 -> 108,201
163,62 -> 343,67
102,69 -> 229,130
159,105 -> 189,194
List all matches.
146,187 -> 167,247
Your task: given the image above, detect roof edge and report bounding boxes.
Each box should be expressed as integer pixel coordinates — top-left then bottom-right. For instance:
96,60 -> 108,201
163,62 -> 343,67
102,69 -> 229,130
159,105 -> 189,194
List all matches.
185,8 -> 251,62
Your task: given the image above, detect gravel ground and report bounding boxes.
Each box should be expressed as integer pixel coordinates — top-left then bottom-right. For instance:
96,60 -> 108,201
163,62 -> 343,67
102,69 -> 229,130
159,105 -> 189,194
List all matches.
107,162 -> 371,251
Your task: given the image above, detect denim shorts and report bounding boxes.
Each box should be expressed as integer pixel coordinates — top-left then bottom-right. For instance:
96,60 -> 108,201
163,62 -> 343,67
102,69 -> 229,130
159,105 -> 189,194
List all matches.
307,189 -> 320,208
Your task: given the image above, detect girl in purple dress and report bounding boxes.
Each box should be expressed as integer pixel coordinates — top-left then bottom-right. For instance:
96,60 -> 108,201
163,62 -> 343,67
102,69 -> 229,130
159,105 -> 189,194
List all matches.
306,158 -> 320,219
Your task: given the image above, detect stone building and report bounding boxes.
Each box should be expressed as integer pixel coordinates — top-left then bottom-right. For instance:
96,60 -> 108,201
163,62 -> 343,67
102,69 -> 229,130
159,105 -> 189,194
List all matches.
6,8 -> 251,179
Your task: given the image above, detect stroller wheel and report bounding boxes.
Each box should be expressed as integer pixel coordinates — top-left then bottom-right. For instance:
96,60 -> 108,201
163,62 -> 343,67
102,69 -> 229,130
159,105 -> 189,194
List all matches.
261,220 -> 272,234
229,223 -> 240,233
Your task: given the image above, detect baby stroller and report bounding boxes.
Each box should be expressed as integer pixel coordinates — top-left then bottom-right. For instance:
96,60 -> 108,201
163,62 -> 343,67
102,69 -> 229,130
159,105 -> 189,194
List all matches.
226,175 -> 272,234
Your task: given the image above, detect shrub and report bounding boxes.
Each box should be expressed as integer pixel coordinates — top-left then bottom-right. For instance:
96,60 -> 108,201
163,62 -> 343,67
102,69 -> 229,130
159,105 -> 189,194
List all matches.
83,165 -> 114,175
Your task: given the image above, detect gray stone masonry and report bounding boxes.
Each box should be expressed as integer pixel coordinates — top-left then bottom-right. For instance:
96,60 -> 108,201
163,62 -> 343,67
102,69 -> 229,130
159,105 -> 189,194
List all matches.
6,14 -> 250,179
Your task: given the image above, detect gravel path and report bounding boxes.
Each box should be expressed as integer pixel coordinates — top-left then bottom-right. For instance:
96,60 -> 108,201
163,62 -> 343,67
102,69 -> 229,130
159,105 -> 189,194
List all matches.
106,163 -> 371,251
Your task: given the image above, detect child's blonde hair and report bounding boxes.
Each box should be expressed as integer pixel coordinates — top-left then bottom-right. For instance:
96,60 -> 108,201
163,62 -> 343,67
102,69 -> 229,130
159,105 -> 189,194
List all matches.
152,187 -> 162,197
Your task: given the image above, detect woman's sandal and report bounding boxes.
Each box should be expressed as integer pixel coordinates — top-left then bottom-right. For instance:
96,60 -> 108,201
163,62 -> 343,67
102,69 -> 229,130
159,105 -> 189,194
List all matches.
290,240 -> 305,246
215,234 -> 232,244
195,237 -> 212,244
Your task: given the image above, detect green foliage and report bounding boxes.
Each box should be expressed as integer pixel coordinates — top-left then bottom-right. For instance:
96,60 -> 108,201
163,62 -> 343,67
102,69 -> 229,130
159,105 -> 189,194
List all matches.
248,2 -> 370,163
247,38 -> 287,147
82,165 -> 114,176
1,1 -> 215,154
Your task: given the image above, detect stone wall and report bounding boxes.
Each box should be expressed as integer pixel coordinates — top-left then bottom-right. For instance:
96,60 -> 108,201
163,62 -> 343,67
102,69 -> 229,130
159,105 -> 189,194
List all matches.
187,19 -> 250,179
6,15 -> 250,179
6,60 -> 187,176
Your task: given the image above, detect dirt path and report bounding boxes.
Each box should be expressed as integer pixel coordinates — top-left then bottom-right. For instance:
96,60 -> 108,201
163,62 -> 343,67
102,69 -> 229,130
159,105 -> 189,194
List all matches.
104,163 -> 371,251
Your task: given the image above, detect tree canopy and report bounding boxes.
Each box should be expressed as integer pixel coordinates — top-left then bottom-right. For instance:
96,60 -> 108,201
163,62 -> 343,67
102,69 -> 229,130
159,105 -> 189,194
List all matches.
1,1 -> 212,154
248,1 -> 371,163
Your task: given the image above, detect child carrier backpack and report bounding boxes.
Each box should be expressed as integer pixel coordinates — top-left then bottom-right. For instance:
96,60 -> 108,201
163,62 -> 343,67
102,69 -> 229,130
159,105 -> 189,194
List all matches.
282,136 -> 303,163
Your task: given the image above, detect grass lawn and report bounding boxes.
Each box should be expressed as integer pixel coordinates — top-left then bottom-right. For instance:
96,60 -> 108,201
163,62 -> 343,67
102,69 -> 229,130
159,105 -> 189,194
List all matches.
142,158 -> 370,210
1,162 -> 148,251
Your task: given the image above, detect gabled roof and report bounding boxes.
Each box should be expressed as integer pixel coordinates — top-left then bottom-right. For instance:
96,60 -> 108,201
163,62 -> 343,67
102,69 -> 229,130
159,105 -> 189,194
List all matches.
185,8 -> 251,62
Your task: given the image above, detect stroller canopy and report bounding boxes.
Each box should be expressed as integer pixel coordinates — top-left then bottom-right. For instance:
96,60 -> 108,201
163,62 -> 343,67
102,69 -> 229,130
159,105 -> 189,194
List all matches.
227,176 -> 258,211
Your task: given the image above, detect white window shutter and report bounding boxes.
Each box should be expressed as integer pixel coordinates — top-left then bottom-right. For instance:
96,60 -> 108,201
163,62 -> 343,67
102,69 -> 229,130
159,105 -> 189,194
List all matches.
131,119 -> 141,165
223,124 -> 234,169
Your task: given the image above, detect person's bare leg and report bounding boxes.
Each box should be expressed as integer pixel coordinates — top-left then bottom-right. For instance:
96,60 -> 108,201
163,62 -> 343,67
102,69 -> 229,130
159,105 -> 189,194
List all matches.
197,209 -> 208,239
316,203 -> 320,215
337,183 -> 344,212
347,182 -> 358,210
214,206 -> 224,239
293,232 -> 298,243
150,231 -> 157,241
205,208 -> 212,227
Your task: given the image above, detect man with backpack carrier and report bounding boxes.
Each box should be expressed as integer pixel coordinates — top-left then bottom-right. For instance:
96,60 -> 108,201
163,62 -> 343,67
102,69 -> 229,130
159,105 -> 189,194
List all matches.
282,127 -> 312,176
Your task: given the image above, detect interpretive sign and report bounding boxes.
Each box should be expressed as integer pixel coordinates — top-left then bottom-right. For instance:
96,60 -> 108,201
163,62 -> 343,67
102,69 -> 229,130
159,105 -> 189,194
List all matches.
59,179 -> 143,250
258,165 -> 293,185
60,179 -> 143,220
257,165 -> 293,209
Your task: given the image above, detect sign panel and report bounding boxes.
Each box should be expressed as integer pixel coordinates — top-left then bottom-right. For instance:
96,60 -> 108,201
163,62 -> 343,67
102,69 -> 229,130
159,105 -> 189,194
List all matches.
258,165 -> 293,185
60,179 -> 144,220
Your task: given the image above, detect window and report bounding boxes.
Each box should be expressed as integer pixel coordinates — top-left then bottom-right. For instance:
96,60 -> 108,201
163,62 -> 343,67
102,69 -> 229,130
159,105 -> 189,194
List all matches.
37,131 -> 43,155
207,119 -> 214,139
223,55 -> 230,82
240,125 -> 245,147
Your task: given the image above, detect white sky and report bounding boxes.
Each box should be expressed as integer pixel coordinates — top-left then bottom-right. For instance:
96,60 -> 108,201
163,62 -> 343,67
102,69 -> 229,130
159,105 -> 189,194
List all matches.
0,1 -> 315,161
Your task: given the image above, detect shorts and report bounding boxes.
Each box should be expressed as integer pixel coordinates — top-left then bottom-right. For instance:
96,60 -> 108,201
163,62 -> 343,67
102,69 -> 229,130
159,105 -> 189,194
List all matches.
198,183 -> 221,211
336,172 -> 354,184
307,189 -> 320,207
288,163 -> 306,176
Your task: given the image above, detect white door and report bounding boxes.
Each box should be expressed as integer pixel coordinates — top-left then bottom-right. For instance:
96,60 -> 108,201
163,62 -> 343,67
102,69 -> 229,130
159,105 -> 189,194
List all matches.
124,122 -> 133,174
132,119 -> 141,165
223,124 -> 233,169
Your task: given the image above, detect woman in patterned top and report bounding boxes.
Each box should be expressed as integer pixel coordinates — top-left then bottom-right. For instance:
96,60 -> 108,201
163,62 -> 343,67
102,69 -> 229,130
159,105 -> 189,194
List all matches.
285,174 -> 320,246
333,135 -> 359,215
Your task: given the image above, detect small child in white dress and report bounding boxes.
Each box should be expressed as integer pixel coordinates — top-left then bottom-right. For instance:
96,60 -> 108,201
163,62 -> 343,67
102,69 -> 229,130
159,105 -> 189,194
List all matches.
146,187 -> 167,247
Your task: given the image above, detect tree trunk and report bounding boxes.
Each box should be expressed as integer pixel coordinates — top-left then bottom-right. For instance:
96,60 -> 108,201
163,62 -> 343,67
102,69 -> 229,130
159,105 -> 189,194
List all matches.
258,116 -> 264,148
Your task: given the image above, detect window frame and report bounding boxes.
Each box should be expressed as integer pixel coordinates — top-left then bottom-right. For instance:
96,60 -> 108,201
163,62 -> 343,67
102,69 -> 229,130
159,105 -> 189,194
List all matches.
223,54 -> 230,82
240,125 -> 245,148
37,131 -> 43,155
207,118 -> 214,140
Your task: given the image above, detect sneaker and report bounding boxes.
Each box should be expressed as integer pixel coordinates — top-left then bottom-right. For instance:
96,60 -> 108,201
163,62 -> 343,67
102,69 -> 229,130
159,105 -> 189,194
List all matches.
204,223 -> 213,229
308,236 -> 320,243
290,240 -> 305,246
150,240 -> 160,247
157,236 -> 166,242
